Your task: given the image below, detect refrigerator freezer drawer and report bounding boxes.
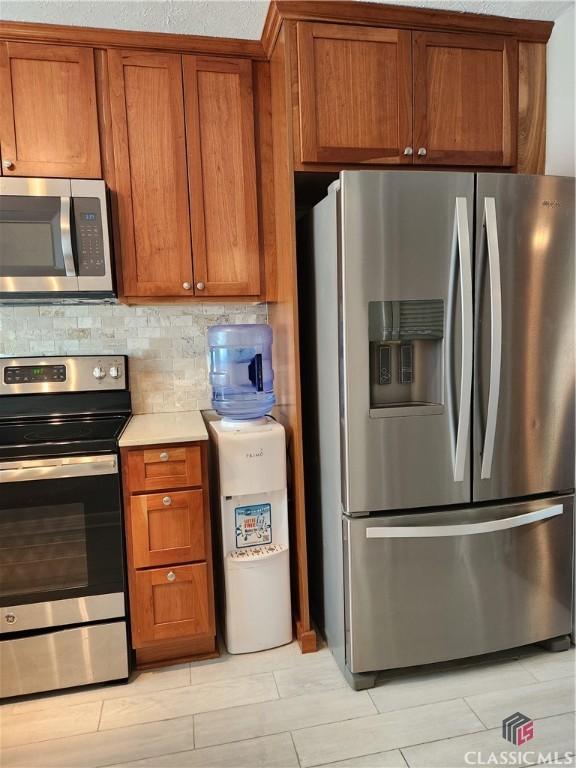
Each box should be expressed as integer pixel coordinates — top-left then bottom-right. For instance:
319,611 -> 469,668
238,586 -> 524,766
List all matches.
344,495 -> 574,674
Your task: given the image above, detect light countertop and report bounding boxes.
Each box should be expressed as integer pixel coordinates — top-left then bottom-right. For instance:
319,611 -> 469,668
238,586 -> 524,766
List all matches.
119,411 -> 208,447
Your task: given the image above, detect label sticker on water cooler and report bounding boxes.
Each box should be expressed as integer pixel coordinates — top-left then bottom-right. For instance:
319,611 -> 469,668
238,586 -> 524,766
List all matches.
235,503 -> 272,548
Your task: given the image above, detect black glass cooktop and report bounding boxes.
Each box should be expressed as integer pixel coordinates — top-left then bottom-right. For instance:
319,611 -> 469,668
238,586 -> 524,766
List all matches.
0,390 -> 131,460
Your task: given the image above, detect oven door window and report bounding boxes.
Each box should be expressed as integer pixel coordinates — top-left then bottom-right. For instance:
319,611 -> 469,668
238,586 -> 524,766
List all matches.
0,473 -> 124,607
0,196 -> 65,277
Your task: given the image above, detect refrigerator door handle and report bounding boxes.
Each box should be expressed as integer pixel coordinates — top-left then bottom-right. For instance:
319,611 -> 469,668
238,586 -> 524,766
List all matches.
365,504 -> 563,538
447,197 -> 473,482
481,197 -> 503,480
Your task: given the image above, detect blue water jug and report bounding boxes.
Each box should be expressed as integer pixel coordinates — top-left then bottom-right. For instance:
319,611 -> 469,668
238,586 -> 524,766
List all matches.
208,324 -> 275,420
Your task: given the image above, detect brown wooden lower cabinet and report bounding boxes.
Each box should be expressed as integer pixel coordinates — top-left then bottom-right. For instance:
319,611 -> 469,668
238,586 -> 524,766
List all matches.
132,564 -> 213,644
121,441 -> 217,667
129,490 -> 205,569
126,445 -> 202,492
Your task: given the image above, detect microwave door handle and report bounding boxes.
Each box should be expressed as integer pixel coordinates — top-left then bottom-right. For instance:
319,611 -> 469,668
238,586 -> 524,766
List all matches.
481,197 -> 502,480
60,196 -> 76,277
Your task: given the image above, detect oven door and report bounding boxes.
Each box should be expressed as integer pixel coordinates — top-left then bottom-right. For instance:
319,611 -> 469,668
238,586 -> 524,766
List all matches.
0,454 -> 125,632
0,178 -> 78,294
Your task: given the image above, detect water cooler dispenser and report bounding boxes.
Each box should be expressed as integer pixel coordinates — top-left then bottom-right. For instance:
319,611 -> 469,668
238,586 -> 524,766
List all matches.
207,325 -> 292,654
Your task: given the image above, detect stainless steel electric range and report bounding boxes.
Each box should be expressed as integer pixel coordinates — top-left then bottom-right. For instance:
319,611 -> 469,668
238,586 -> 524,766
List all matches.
0,355 -> 131,699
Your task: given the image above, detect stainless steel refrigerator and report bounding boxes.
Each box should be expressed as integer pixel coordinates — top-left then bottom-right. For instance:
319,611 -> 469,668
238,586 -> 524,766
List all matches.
300,171 -> 575,689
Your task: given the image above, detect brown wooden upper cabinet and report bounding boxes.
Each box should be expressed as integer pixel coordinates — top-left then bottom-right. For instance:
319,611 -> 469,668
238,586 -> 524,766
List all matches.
108,50 -> 260,299
0,42 -> 101,178
413,32 -> 517,166
295,23 -> 518,168
184,57 -> 260,297
296,23 -> 413,164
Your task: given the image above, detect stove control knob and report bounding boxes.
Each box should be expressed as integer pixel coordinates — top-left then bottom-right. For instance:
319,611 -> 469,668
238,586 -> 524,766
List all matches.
109,366 -> 121,379
93,366 -> 106,380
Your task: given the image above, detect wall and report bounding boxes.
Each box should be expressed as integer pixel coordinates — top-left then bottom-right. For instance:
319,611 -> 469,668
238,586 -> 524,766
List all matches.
545,4 -> 575,176
0,303 -> 267,414
0,0 -> 268,38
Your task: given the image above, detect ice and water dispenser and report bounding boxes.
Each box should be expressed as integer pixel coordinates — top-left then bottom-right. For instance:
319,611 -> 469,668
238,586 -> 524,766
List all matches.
207,325 -> 291,654
368,299 -> 445,415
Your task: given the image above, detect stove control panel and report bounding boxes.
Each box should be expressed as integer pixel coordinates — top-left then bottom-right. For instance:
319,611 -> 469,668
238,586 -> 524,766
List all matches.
4,364 -> 66,385
1,356 -> 127,394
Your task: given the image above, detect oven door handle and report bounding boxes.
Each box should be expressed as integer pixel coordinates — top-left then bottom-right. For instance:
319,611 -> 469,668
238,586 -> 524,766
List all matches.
0,456 -> 118,483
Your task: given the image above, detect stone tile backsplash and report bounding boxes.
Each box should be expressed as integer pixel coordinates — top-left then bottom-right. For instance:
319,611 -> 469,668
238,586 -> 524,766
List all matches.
0,303 -> 267,414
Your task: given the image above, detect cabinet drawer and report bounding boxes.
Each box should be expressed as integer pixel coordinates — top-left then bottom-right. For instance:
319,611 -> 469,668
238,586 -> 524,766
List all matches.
130,490 -> 205,568
127,446 -> 202,492
132,564 -> 213,644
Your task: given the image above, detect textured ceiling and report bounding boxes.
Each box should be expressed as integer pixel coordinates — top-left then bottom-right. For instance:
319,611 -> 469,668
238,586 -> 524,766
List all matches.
0,0 -> 572,39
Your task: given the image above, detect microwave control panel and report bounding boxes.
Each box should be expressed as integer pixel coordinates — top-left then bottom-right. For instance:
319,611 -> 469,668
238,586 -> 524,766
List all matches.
73,198 -> 105,276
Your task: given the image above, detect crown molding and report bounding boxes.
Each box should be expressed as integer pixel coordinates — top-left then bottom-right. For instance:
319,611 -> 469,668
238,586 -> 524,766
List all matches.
263,0 -> 554,49
0,19 -> 267,58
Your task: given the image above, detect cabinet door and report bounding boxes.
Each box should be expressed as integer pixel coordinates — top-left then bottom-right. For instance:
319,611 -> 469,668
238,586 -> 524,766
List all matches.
108,51 -> 193,297
183,57 -> 260,297
130,490 -> 205,568
413,32 -> 517,166
0,42 -> 100,178
296,23 -> 413,164
132,564 -> 213,644
126,446 -> 202,493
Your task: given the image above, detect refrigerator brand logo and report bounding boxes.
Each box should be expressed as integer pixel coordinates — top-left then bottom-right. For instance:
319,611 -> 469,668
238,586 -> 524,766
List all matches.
502,712 -> 534,746
245,448 -> 263,459
542,200 -> 560,208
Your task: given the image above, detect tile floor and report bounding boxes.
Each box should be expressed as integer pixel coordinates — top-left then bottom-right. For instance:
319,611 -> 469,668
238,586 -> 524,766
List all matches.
1,640 -> 574,768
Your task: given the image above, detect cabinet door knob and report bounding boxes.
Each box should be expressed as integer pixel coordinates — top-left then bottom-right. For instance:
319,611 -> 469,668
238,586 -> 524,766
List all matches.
417,147 -> 427,157
159,451 -> 169,462
3,160 -> 14,170
182,282 -> 191,290
167,571 -> 176,582
403,147 -> 413,156
196,281 -> 205,291
162,495 -> 172,506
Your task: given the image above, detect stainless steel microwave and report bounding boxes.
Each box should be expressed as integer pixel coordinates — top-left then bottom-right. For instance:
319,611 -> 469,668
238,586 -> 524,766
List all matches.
0,178 -> 114,303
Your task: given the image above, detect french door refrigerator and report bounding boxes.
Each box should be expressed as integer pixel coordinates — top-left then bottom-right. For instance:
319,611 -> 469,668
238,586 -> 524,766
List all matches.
300,171 -> 575,689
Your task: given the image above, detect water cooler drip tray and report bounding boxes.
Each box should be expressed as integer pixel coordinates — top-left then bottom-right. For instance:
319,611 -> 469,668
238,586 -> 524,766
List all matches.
227,543 -> 288,563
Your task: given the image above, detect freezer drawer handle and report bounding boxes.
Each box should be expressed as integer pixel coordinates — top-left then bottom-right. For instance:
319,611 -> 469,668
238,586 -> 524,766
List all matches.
480,197 -> 503,480
447,197 -> 473,482
365,504 -> 563,538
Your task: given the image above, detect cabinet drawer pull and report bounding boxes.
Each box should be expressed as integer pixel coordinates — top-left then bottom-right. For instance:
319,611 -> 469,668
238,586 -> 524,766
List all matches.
159,451 -> 169,462
403,147 -> 413,156
162,496 -> 172,506
167,571 -> 176,582
417,147 -> 427,157
3,160 -> 14,170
